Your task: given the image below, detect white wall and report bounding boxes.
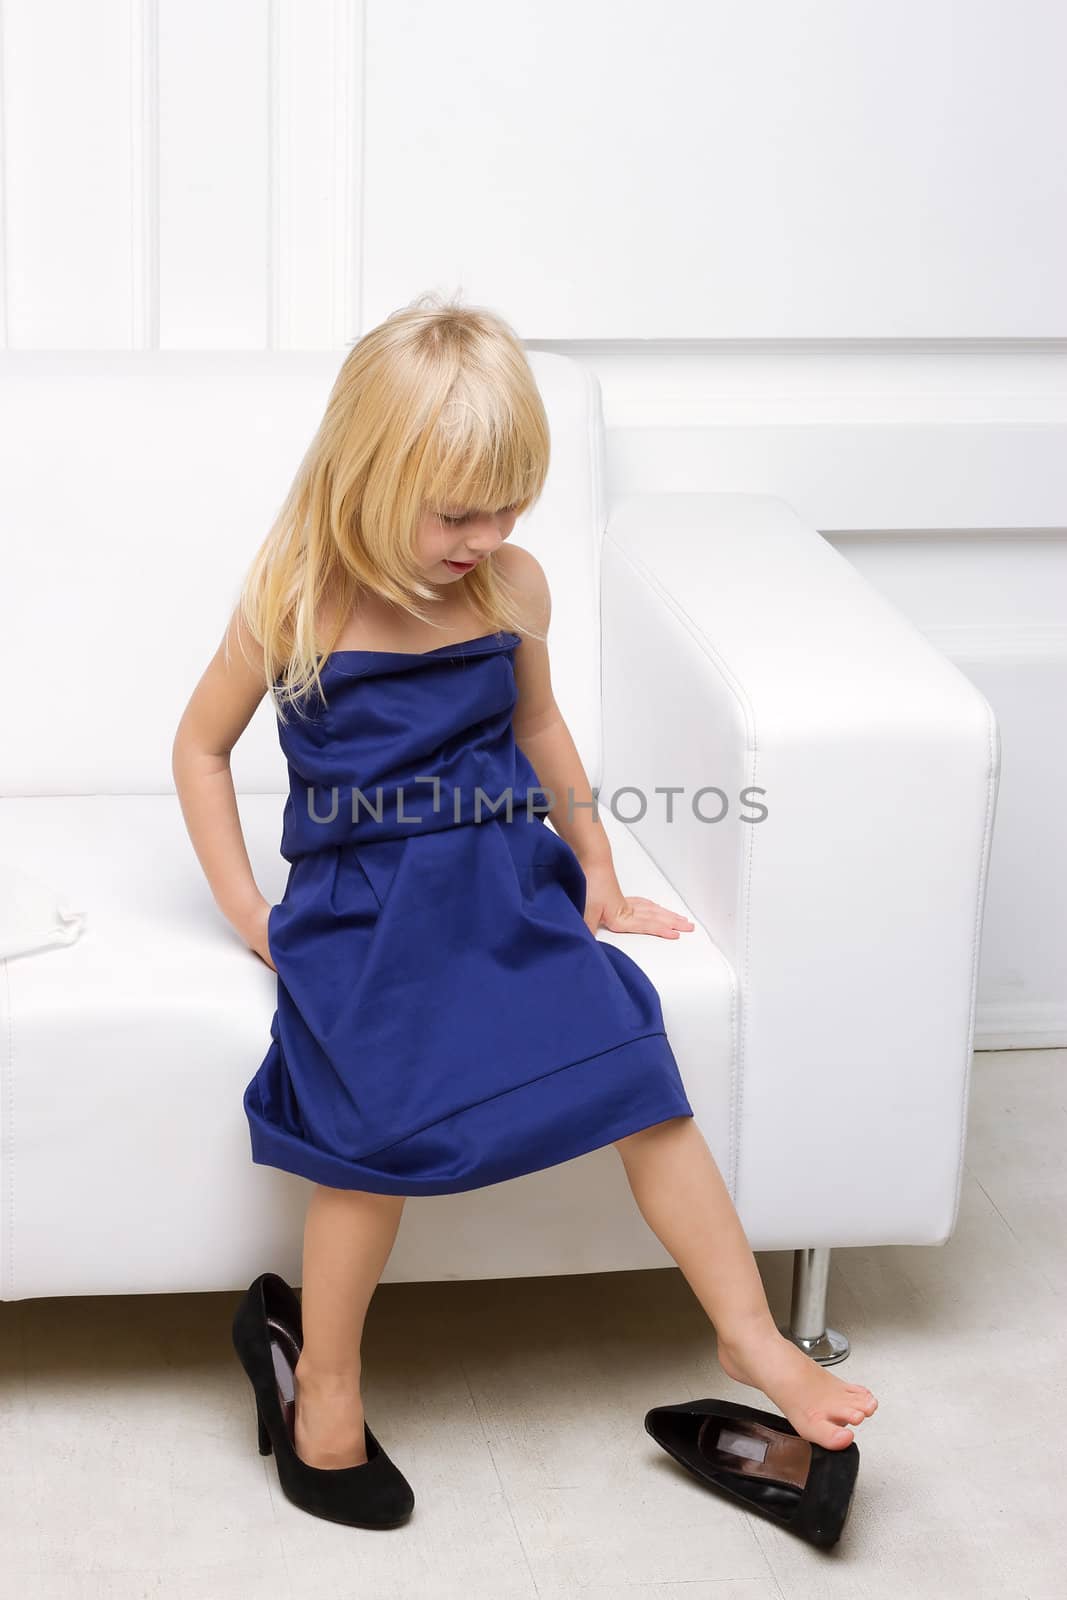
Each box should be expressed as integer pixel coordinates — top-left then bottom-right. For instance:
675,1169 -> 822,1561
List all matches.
1,0 -> 1064,1045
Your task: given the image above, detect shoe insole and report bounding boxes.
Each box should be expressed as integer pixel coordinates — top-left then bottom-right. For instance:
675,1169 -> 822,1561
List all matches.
267,1315 -> 300,1445
698,1416 -> 812,1492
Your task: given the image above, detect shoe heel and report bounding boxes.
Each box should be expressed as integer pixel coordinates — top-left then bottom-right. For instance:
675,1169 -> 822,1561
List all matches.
256,1397 -> 273,1456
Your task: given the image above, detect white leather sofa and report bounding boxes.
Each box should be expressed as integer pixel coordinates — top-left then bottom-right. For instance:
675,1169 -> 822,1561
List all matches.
0,352 -> 1001,1359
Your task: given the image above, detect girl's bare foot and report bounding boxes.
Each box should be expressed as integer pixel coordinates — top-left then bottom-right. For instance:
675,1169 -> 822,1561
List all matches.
716,1322 -> 879,1450
292,1363 -> 369,1468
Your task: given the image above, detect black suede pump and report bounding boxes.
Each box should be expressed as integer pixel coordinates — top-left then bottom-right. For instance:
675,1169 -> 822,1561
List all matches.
231,1271 -> 414,1529
644,1397 -> 860,1549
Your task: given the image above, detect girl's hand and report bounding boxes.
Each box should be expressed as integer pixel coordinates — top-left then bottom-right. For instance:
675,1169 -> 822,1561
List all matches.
580,858 -> 695,941
240,898 -> 277,973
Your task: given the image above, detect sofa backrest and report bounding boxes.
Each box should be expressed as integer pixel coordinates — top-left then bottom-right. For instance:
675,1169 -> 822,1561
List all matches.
0,350 -> 607,796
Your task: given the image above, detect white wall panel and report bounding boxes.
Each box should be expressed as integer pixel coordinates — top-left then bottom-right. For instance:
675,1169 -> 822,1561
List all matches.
362,0 -> 1067,339
274,0 -> 361,348
931,641 -> 1067,1048
158,0 -> 269,347
2,0 -> 134,347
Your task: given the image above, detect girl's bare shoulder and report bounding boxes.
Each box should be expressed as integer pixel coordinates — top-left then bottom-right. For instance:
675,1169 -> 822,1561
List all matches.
497,544 -> 556,733
497,541 -> 551,637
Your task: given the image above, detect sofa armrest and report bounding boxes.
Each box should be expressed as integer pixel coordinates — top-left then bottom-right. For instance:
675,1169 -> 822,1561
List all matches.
600,492 -> 1001,1248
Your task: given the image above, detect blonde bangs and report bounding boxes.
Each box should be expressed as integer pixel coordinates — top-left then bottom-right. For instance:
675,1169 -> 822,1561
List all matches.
421,382 -> 545,525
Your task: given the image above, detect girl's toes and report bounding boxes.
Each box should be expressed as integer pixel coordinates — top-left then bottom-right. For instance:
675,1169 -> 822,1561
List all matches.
813,1419 -> 855,1450
847,1385 -> 878,1412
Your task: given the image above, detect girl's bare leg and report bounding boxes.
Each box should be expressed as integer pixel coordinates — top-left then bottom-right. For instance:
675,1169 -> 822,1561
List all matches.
292,1183 -> 406,1468
614,1117 -> 879,1450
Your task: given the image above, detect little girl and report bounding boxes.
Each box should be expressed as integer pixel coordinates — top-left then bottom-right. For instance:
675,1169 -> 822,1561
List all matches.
173,294 -> 877,1528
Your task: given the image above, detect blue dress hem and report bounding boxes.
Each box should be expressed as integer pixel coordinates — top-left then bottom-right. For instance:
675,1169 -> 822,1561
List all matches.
244,1029 -> 694,1196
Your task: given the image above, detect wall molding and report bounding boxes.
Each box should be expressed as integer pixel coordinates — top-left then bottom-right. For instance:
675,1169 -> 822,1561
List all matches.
530,338 -> 1067,425
918,623 -> 1067,662
976,1002 -> 1067,1052
529,339 -> 1067,531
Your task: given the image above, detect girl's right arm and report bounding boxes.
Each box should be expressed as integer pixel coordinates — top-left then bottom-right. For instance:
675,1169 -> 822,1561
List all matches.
171,606 -> 276,970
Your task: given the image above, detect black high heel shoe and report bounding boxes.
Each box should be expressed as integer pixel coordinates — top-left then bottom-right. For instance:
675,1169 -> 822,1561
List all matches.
644,1397 -> 860,1549
231,1271 -> 414,1529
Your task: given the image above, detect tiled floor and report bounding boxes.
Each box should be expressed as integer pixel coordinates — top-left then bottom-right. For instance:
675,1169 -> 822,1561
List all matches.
2,1048 -> 1065,1600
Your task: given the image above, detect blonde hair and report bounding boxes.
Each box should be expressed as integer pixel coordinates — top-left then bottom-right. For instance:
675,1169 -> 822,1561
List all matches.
234,293 -> 551,722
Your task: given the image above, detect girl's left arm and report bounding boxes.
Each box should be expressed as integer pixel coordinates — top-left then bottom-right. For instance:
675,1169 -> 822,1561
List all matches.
506,546 -> 694,942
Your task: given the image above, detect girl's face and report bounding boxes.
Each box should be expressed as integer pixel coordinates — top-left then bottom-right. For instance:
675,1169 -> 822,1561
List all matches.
417,502 -> 519,586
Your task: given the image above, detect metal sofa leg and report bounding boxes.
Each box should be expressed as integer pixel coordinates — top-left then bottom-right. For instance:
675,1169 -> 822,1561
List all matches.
776,1247 -> 850,1365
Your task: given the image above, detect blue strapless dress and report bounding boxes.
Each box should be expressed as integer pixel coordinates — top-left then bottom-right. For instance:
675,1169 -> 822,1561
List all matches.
243,630 -> 694,1195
